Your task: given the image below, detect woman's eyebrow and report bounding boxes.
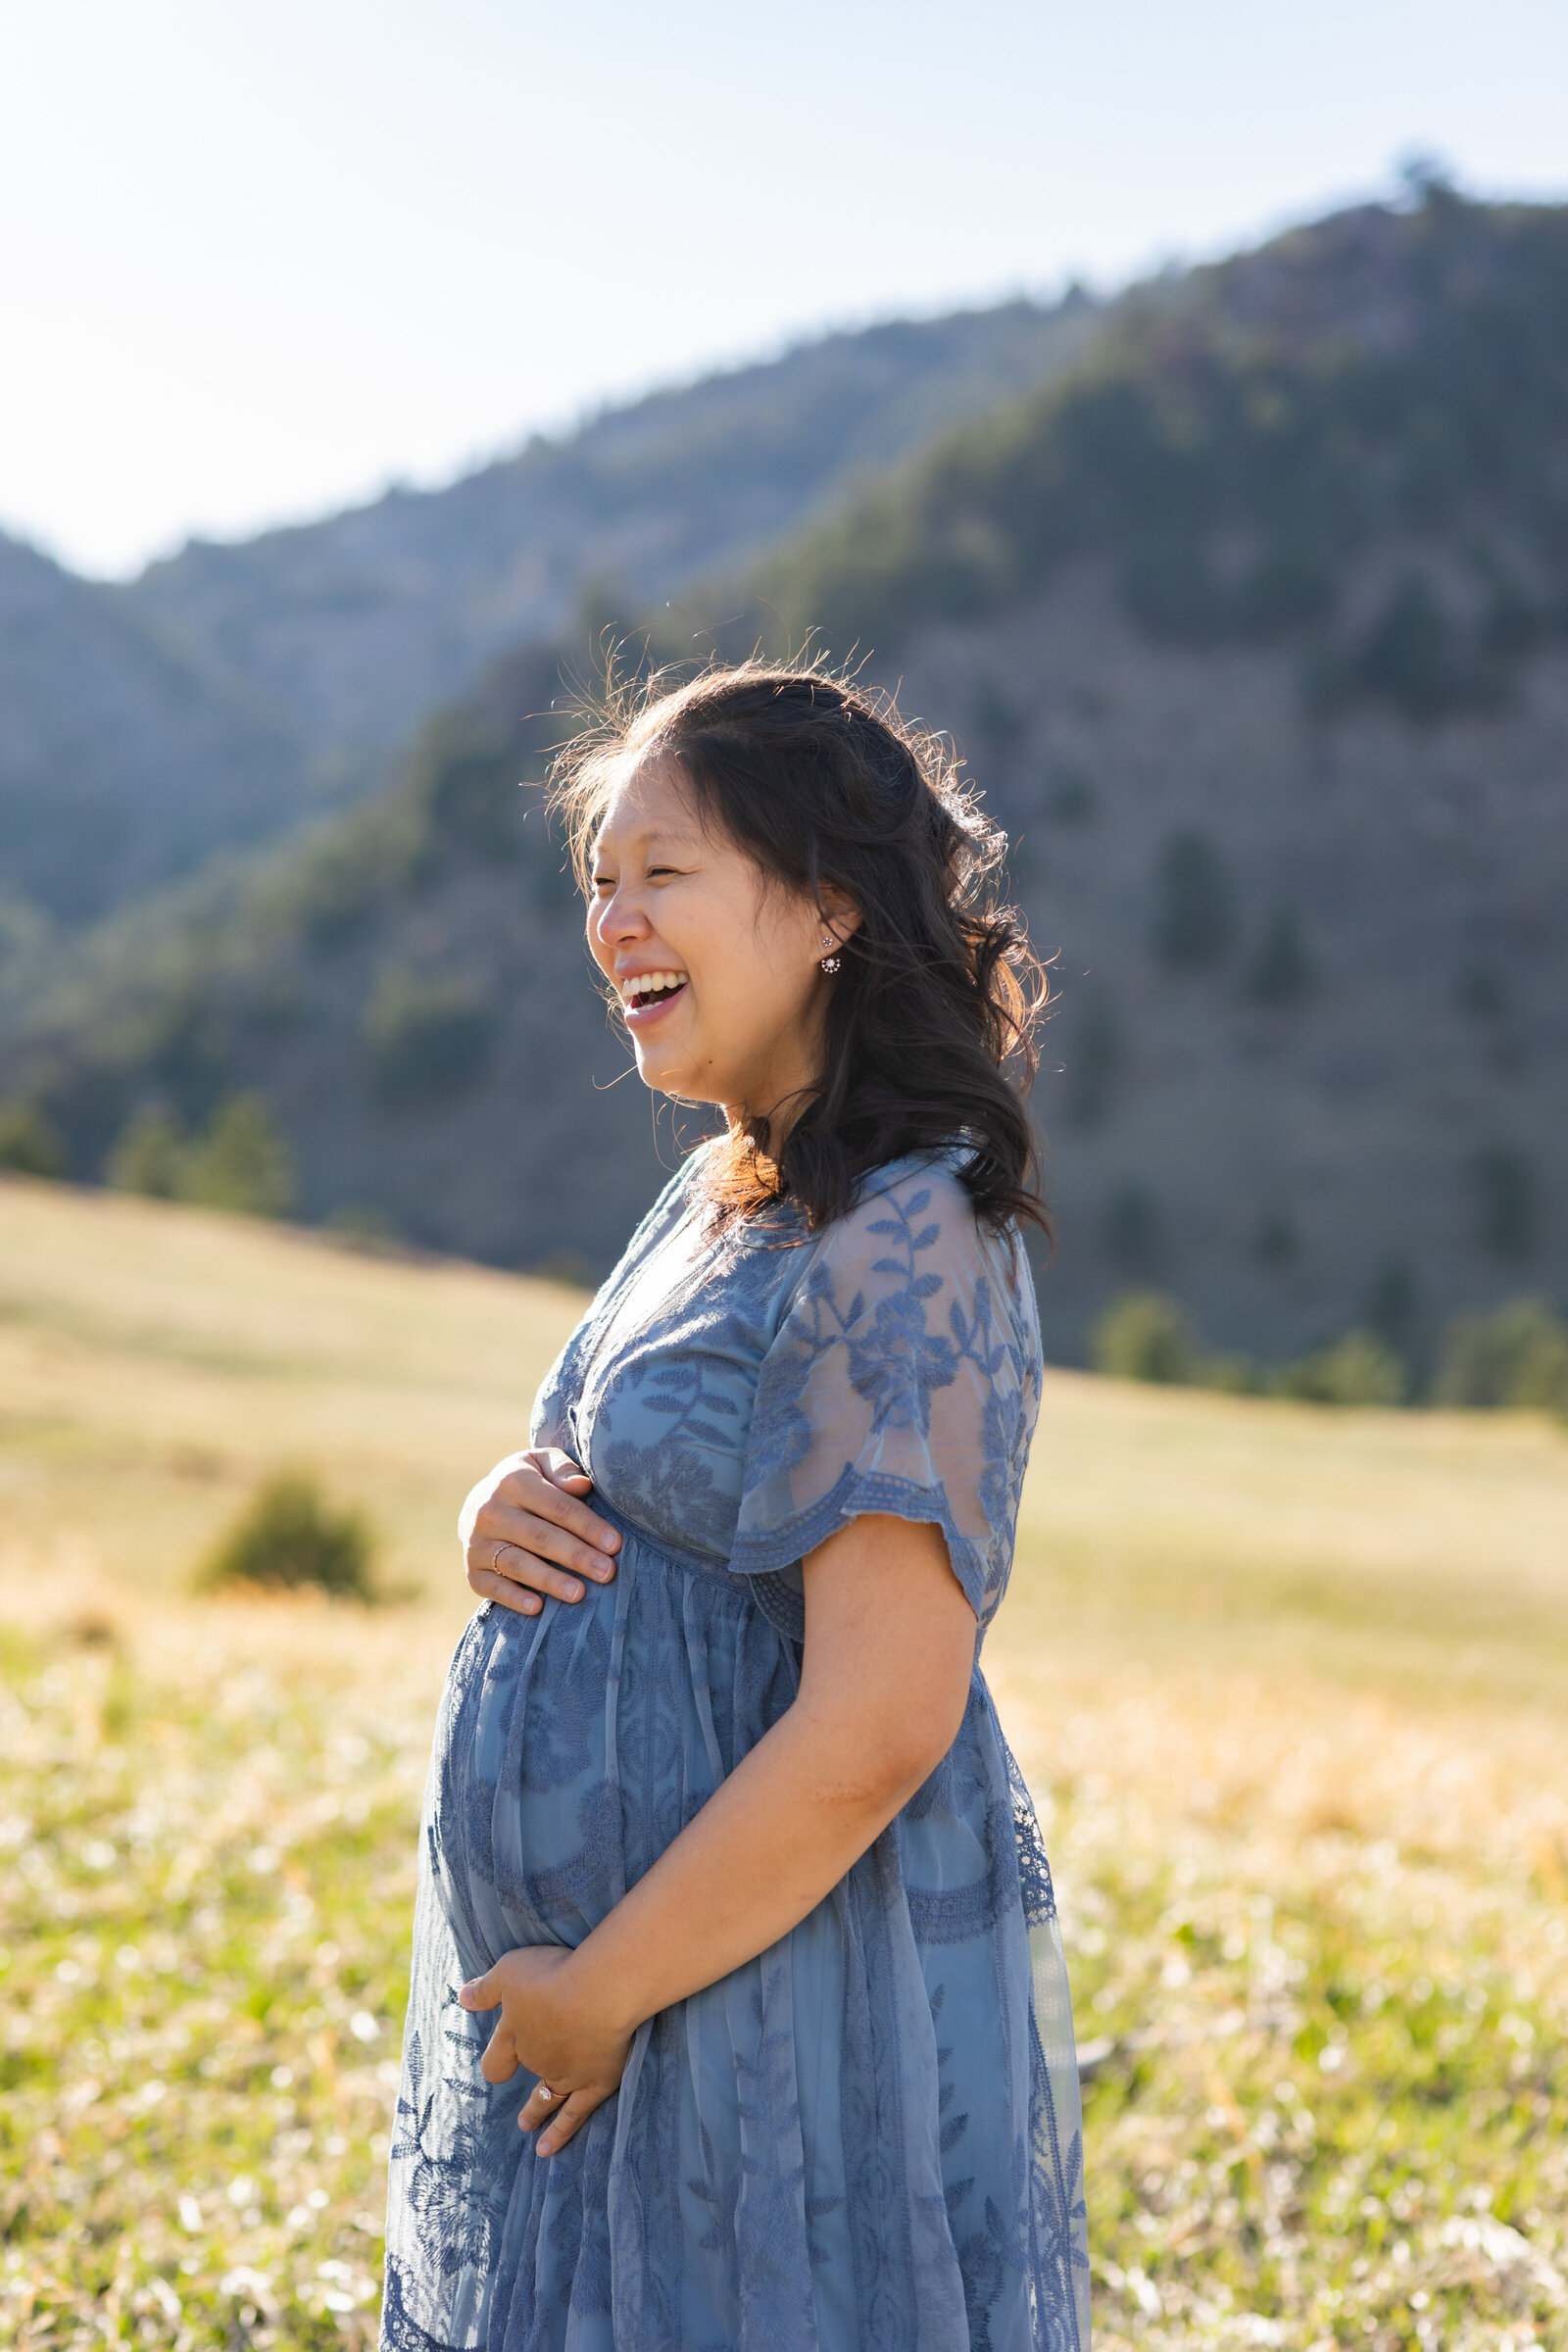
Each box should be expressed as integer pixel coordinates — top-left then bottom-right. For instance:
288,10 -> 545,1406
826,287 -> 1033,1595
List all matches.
593,827 -> 702,860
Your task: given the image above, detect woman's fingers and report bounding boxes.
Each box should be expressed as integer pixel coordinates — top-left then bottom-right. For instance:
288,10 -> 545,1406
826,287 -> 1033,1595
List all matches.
463,1517 -> 614,1611
483,1535 -> 588,1606
459,1452 -> 620,1611
519,2081 -> 608,2156
517,2079 -> 555,2132
537,2087 -> 600,2155
479,2025 -> 519,2085
496,1465 -> 620,1561
536,1452 -> 595,1494
466,1562 -> 544,1616
475,1499 -> 619,1588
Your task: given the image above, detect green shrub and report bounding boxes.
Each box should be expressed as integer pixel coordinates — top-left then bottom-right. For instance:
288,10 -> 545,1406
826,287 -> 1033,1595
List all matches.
364,969 -> 493,1107
324,1201 -> 404,1252
1433,1297 -> 1568,1414
107,1098 -> 292,1215
197,1471 -> 376,1598
264,824 -> 399,947
1333,575 -> 1504,719
415,720 -> 526,860
1092,1290 -> 1196,1384
0,1100 -> 66,1178
530,1247 -> 597,1291
1152,830 -> 1236,970
1273,1329 -> 1407,1406
1092,1296 -> 1411,1406
107,1104 -> 185,1198
179,1095 -> 295,1218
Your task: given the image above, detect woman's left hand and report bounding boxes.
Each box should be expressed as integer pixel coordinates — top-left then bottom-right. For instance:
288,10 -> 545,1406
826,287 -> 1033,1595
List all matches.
458,1947 -> 633,2155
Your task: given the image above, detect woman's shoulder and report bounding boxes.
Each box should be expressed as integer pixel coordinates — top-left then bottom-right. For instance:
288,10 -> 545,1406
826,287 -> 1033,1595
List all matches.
771,1149 -> 1041,1406
843,1148 -> 1007,1250
848,1145 -> 973,1218
826,1148 -> 1033,1302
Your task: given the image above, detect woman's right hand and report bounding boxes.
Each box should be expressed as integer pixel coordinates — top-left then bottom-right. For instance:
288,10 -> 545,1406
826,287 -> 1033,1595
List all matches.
460,1448 -> 620,1617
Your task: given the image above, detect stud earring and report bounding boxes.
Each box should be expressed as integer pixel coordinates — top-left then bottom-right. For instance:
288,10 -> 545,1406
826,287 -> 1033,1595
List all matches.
819,933 -> 842,976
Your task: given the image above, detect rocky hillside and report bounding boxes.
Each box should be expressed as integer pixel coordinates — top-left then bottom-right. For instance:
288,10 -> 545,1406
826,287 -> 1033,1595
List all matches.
753,186 -> 1568,710
724,185 -> 1568,1362
4,186 -> 1564,1370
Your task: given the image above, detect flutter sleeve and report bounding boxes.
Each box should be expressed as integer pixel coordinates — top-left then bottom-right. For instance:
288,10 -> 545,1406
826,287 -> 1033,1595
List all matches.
729,1160 -> 1041,1636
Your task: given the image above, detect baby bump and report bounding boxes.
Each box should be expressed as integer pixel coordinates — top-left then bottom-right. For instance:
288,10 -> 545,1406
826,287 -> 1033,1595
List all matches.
428,1545 -> 798,1964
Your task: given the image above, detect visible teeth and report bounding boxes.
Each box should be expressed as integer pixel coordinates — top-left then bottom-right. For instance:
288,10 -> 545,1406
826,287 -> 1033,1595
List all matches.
624,970 -> 688,1002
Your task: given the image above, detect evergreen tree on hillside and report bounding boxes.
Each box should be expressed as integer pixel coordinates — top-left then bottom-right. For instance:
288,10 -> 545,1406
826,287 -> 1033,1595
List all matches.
108,1106 -> 184,1198
0,1101 -> 65,1178
182,1098 -> 295,1219
1152,831 -> 1235,970
1472,1146 -> 1536,1262
1246,909 -> 1315,1004
1064,995 -> 1123,1126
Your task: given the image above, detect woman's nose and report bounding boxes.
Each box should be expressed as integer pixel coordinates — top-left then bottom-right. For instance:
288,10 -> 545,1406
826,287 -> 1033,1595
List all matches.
594,888 -> 648,944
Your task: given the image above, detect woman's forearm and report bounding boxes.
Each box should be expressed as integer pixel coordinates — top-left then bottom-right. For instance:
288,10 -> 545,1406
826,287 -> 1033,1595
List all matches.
560,1512 -> 975,2034
563,1697 -> 920,2032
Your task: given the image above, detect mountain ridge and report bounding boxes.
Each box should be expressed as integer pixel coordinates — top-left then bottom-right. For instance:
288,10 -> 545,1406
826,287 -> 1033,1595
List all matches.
1,294 -> 1101,933
3,188 -> 1563,1369
0,530 -> 306,923
750,189 -> 1568,708
119,298 -> 1102,771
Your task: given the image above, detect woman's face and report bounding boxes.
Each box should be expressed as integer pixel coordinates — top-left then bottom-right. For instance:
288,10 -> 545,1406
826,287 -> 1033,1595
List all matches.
587,753 -> 856,1125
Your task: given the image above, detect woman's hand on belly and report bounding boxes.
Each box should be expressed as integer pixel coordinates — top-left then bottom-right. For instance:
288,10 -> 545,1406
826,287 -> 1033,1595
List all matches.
458,1946 -> 632,2156
461,1447 -> 621,1616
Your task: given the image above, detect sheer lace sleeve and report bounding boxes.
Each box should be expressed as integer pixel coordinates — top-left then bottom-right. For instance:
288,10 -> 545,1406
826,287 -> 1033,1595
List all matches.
729,1159 -> 1041,1632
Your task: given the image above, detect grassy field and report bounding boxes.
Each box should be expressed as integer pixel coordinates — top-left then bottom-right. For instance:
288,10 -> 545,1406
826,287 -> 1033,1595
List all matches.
2,1175 -> 1565,2351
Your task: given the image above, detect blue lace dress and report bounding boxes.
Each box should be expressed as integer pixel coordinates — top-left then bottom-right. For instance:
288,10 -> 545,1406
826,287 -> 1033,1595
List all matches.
382,1150 -> 1090,2352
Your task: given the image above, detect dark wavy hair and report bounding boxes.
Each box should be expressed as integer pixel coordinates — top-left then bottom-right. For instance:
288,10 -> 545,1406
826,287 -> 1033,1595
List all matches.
550,659 -> 1051,1239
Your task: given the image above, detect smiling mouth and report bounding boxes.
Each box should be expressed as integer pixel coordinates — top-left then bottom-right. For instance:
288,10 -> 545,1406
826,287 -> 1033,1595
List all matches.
621,971 -> 689,1024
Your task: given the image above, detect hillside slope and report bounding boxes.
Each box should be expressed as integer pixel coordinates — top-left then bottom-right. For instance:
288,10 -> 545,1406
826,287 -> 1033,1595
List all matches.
0,532 -> 303,922
4,1171 -> 1563,1644
122,299 -> 1100,778
877,577 -> 1567,1364
757,190 -> 1568,708
3,298 -> 1097,938
4,191 -> 1564,1367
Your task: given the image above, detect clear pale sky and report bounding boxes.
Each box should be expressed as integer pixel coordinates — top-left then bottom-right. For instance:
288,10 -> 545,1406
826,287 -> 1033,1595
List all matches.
4,0 -> 1564,578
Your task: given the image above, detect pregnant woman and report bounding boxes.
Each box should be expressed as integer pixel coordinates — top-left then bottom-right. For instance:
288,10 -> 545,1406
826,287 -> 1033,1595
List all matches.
381,663 -> 1088,2352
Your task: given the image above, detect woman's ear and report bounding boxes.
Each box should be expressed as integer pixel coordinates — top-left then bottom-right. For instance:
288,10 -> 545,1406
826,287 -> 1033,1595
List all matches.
819,887 -> 863,947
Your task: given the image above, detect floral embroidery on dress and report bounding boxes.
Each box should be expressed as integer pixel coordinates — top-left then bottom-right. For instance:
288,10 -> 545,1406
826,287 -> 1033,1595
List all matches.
382,1152 -> 1088,2352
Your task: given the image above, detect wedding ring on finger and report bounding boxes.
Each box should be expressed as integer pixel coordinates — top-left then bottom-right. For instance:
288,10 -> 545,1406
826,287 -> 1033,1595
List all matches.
537,2083 -> 556,2104
493,1539 -> 522,1578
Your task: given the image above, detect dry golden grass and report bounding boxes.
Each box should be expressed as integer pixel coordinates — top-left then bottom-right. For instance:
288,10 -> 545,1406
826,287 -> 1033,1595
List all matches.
2,1175 -> 1565,2349
0,1176 -> 562,1617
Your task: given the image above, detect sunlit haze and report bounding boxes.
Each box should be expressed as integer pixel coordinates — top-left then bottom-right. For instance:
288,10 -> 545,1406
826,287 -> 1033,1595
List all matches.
4,0 -> 1565,576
